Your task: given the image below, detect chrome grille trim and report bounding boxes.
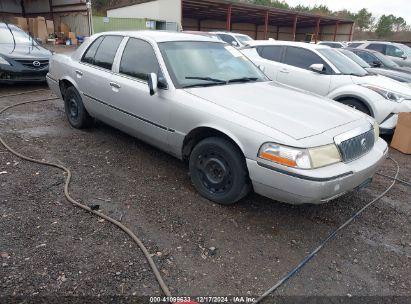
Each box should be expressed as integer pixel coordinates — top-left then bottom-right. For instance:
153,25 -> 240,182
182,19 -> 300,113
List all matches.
334,125 -> 375,163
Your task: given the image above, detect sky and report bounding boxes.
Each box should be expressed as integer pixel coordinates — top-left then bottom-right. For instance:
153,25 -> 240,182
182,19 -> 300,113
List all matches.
284,0 -> 411,23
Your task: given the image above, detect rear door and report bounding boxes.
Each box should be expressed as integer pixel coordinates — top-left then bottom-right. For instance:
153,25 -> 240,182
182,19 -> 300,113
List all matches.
276,46 -> 332,96
76,35 -> 124,119
252,45 -> 284,80
109,37 -> 170,151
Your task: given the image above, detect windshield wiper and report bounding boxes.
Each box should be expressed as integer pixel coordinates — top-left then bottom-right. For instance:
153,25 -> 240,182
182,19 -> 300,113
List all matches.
228,77 -> 258,83
185,76 -> 227,84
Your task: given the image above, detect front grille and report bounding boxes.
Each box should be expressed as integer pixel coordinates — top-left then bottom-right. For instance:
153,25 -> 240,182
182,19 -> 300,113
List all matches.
14,59 -> 49,69
337,129 -> 375,162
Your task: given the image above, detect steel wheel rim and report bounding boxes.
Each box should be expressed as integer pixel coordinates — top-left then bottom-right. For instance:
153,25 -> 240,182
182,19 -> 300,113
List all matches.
196,152 -> 233,194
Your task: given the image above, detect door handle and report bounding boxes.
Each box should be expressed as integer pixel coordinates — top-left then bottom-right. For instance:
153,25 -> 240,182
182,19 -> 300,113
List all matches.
279,68 -> 289,74
110,82 -> 121,89
75,70 -> 83,76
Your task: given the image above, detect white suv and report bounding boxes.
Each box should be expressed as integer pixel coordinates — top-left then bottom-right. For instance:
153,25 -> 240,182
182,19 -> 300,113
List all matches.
211,32 -> 254,48
241,41 -> 411,134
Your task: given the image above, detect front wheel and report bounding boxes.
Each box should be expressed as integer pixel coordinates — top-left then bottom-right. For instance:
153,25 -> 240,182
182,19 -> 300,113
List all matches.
64,86 -> 93,129
189,137 -> 250,205
339,99 -> 371,116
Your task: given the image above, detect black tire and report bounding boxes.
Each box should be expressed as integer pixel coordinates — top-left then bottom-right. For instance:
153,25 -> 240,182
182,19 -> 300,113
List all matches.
189,137 -> 250,205
64,86 -> 93,129
339,99 -> 371,116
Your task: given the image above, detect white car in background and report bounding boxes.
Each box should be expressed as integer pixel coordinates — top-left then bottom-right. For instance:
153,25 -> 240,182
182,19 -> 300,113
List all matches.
241,41 -> 411,134
211,31 -> 254,47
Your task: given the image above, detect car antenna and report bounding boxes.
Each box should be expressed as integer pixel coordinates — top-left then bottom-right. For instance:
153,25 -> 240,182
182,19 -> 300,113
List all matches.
4,22 -> 16,54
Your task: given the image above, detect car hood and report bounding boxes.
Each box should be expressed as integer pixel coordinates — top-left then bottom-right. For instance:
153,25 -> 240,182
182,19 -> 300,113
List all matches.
0,43 -> 51,59
366,67 -> 411,83
184,81 -> 365,140
352,74 -> 411,95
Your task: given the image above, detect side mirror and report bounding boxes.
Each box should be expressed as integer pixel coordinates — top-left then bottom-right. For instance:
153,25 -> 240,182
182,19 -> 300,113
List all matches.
309,63 -> 326,74
258,65 -> 266,72
372,61 -> 382,67
231,41 -> 239,47
401,55 -> 408,60
148,73 -> 158,96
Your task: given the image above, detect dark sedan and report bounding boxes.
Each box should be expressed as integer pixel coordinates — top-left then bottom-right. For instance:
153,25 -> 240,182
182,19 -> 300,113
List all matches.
0,22 -> 51,84
339,49 -> 411,85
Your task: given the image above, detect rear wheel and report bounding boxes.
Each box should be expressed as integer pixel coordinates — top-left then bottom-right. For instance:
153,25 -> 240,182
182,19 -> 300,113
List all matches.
64,86 -> 93,129
189,137 -> 250,205
339,99 -> 371,116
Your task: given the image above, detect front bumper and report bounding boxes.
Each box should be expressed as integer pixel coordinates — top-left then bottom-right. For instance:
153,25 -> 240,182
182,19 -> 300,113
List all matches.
379,99 -> 411,133
0,64 -> 48,83
247,139 -> 388,205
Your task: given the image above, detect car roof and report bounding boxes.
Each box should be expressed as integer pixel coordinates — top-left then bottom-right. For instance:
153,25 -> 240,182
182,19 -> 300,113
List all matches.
93,30 -> 222,43
246,40 -> 330,50
210,31 -> 249,36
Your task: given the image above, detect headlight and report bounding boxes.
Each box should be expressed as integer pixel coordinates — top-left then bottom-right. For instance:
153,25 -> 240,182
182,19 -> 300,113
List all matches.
258,143 -> 341,169
360,84 -> 410,103
0,56 -> 10,65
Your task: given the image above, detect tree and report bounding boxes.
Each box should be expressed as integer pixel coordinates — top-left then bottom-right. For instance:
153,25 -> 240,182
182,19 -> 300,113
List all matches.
393,17 -> 407,32
355,8 -> 374,31
375,14 -> 396,37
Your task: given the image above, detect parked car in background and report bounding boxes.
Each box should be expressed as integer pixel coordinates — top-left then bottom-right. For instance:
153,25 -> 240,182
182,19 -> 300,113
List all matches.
182,31 -> 222,41
338,48 -> 411,85
317,41 -> 345,48
348,48 -> 411,74
210,31 -> 254,47
0,22 -> 51,83
354,41 -> 411,68
47,31 -> 387,205
241,41 -> 411,134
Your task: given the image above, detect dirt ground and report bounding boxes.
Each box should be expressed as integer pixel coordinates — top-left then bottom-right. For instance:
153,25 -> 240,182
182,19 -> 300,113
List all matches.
1,83 -> 410,303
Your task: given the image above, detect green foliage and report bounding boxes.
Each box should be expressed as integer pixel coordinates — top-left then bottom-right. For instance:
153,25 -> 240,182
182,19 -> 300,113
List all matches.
355,8 -> 374,31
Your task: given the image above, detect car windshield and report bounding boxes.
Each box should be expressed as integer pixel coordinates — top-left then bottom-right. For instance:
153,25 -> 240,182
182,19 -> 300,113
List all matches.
235,34 -> 253,45
158,41 -> 268,88
339,50 -> 370,68
373,51 -> 399,68
318,48 -> 368,76
0,23 -> 37,45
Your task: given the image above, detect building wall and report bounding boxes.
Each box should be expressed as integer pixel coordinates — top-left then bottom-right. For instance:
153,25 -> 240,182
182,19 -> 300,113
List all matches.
107,0 -> 181,25
92,16 -> 147,33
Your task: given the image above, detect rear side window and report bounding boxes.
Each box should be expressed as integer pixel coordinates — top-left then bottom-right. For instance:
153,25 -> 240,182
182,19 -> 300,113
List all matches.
218,34 -> 236,45
347,43 -> 362,48
82,36 -> 104,65
366,43 -> 386,53
119,38 -> 164,84
284,46 -> 325,70
93,36 -> 123,70
256,46 -> 283,62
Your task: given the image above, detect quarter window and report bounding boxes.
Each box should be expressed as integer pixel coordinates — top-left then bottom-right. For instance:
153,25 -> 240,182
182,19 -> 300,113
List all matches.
119,38 -> 164,85
82,36 -> 104,65
256,46 -> 283,62
284,46 -> 326,71
93,36 -> 123,70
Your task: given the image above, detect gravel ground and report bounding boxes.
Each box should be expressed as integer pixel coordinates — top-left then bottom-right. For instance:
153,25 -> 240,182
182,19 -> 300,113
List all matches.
0,84 -> 410,303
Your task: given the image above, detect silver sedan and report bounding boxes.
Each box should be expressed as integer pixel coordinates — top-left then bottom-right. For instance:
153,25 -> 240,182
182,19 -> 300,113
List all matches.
46,31 -> 388,205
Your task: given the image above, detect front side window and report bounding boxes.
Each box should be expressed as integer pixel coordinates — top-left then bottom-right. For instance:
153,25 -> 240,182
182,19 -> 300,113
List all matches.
93,36 -> 123,70
339,50 -> 370,68
386,45 -> 405,58
158,41 -> 268,89
353,50 -> 378,65
284,46 -> 327,71
257,46 -> 283,62
119,38 -> 165,85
